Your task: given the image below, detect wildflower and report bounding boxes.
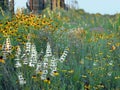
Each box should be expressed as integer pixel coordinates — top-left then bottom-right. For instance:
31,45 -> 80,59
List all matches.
2,37 -> 12,60
22,56 -> 28,65
25,40 -> 31,55
84,83 -> 90,90
41,70 -> 48,80
80,59 -> 84,64
107,72 -> 112,76
42,70 -> 48,74
2,37 -> 12,54
0,59 -> 5,63
0,44 -> 2,50
97,83 -> 105,88
82,75 -> 87,78
68,70 -> 74,74
53,71 -> 59,76
36,62 -> 42,74
59,48 -> 68,62
50,70 -> 59,77
45,42 -> 52,57
115,77 -> 118,79
29,44 -> 38,67
32,75 -> 37,79
37,70 -> 43,75
99,52 -> 103,55
16,46 -> 21,56
15,61 -> 22,68
44,77 -> 50,84
61,70 -> 67,72
111,45 -> 116,50
43,62 -> 48,68
0,56 -> 5,64
107,42 -> 111,45
50,62 -> 57,69
115,76 -> 120,79
17,73 -> 26,85
50,56 -> 57,71
93,62 -> 97,66
115,42 -> 120,47
41,74 -> 47,80
109,61 -> 113,66
43,56 -> 48,62
14,46 -> 22,68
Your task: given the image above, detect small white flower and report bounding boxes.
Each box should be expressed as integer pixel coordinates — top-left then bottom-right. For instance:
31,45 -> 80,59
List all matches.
50,61 -> 57,67
23,56 -> 28,65
107,72 -> 112,76
18,73 -> 26,85
41,74 -> 47,80
25,41 -> 31,55
109,61 -> 113,65
43,62 -> 48,68
29,62 -> 35,67
93,62 -> 97,66
42,70 -> 48,74
15,61 -> 22,68
59,48 -> 68,62
36,62 -> 42,70
14,58 -> 20,61
50,67 -> 57,71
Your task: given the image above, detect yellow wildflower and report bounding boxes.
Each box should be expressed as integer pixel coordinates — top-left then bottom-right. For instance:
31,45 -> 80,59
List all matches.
84,84 -> 90,90
0,56 -> 5,64
97,84 -> 104,88
111,45 -> 116,50
53,71 -> 59,76
68,70 -> 74,74
32,75 -> 37,79
62,70 -> 67,72
44,78 -> 50,84
38,71 -> 43,75
82,75 -> 87,78
0,44 -> 2,50
115,42 -> 120,47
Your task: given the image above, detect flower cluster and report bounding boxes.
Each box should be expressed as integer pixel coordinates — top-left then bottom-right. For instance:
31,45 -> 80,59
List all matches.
14,46 -> 22,68
2,36 -> 12,59
1,35 -> 68,85
21,37 -> 38,67
36,42 -> 69,80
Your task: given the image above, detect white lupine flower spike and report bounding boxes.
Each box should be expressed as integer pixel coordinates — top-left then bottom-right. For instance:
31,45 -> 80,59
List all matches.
14,46 -> 22,68
59,48 -> 69,62
2,36 -> 12,59
29,43 -> 38,67
25,40 -> 31,55
46,42 -> 52,57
